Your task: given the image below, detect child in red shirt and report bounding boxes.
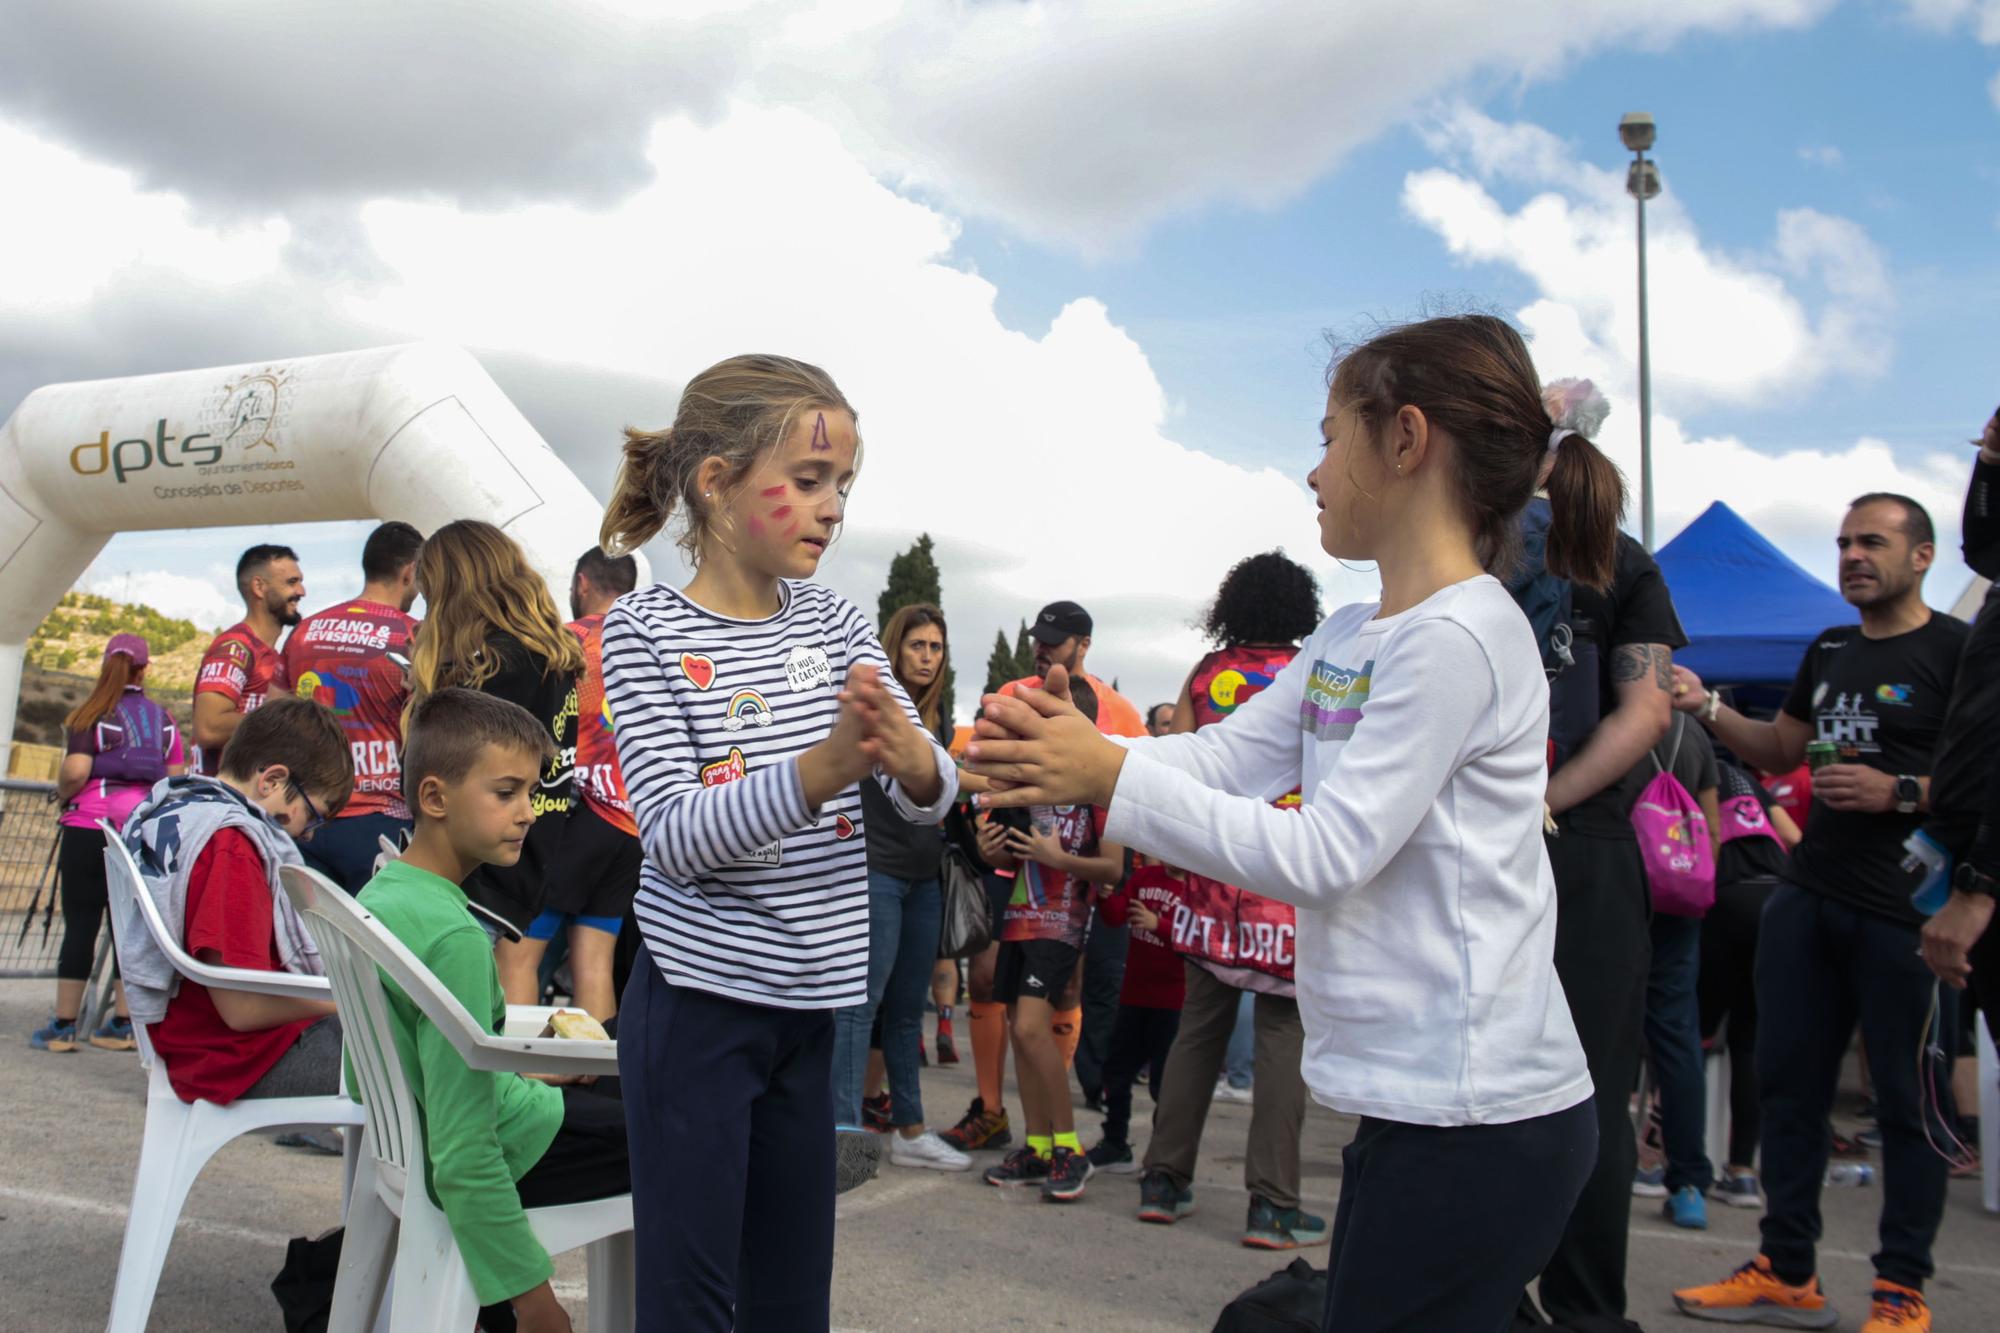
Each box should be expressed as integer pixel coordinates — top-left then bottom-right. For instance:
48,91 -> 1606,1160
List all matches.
1084,858 -> 1188,1172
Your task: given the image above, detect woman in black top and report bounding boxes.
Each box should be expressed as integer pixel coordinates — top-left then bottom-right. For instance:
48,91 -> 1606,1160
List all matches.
1698,761 -> 1801,1206
831,604 -> 970,1170
407,519 -> 582,1002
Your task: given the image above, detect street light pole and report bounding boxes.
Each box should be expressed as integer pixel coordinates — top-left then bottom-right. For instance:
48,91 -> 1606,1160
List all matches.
1621,113 -> 1661,551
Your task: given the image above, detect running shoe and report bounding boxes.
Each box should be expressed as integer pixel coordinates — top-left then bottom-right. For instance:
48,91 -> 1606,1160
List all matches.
982,1146 -> 1050,1188
940,1097 -> 1012,1152
1137,1169 -> 1196,1224
1242,1194 -> 1330,1250
836,1127 -> 883,1194
935,1029 -> 959,1066
1665,1184 -> 1709,1230
1086,1138 -> 1137,1174
862,1092 -> 893,1133
1829,1130 -> 1870,1159
1714,1171 -> 1765,1210
887,1130 -> 972,1173
1214,1079 -> 1253,1105
1632,1165 -> 1669,1197
29,1015 -> 78,1053
1854,1126 -> 1883,1152
1672,1255 -> 1837,1328
89,1016 -> 138,1051
1859,1280 -> 1929,1332
1041,1146 -> 1093,1202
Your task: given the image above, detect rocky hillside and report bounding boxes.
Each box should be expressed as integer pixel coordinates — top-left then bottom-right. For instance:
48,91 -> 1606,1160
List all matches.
14,593 -> 206,746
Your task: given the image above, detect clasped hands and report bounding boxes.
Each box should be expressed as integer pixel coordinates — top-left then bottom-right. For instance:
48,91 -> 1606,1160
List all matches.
963,665 -> 1127,811
804,663 -> 941,807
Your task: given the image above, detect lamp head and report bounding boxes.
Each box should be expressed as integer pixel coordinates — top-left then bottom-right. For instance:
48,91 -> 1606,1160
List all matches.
1619,112 -> 1656,153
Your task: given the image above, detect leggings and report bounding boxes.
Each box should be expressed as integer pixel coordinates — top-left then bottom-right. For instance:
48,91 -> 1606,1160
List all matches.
1698,874 -> 1778,1167
57,824 -> 116,984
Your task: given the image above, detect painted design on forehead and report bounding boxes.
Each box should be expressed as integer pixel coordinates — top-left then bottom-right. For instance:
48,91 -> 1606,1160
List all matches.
810,411 -> 832,452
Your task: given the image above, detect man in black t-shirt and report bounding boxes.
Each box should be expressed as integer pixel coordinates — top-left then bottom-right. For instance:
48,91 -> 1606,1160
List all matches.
1529,531 -> 1686,1331
1671,493 -> 1965,1329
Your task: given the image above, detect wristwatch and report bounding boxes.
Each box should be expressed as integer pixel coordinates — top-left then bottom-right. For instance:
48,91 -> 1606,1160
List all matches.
1954,862 -> 1998,900
1893,775 -> 1921,815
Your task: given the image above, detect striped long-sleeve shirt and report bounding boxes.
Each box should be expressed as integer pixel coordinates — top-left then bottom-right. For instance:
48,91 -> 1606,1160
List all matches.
601,580 -> 957,1008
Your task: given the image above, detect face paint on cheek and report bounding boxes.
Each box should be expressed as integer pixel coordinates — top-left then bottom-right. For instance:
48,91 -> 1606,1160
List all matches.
810,411 -> 832,452
768,505 -> 792,521
748,517 -> 766,538
759,485 -> 787,499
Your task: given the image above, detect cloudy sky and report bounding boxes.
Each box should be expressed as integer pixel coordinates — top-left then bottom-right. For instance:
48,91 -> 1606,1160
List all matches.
4,0 -> 1996,719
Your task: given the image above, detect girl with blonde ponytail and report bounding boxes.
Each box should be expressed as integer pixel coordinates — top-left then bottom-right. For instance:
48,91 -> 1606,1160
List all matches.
598,355 -> 957,1327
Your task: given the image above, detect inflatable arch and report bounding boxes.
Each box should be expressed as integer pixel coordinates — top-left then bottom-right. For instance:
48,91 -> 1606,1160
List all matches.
0,343 -> 647,763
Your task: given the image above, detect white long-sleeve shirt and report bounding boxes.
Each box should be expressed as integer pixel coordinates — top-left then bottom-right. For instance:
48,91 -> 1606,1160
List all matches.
601,580 -> 956,1009
1108,575 -> 1590,1126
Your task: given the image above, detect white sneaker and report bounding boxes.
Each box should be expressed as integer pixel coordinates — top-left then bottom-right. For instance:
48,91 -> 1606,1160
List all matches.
888,1130 -> 973,1172
1214,1080 -> 1253,1105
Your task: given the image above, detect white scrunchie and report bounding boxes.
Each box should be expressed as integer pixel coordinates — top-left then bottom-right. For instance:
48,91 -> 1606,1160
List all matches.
1547,427 -> 1574,457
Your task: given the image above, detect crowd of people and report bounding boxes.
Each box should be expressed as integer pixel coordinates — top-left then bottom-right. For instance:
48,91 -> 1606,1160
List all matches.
20,327 -> 1998,1333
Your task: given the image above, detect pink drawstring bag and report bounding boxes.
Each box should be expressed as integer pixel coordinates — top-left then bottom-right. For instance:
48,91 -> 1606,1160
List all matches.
1631,718 -> 1716,917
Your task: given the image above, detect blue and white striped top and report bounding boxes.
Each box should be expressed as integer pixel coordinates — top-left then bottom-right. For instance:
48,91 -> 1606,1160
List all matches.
601,579 -> 956,1008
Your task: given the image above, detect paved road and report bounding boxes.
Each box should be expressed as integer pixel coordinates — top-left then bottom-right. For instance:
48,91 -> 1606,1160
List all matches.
2,979 -> 1993,1330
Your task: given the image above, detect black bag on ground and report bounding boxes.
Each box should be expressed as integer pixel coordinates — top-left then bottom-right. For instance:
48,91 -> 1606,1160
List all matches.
270,1227 -> 343,1333
1213,1257 -> 1326,1333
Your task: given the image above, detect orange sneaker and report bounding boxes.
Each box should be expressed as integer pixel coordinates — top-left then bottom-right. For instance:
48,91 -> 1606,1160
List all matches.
1672,1255 -> 1838,1328
1860,1280 -> 1930,1331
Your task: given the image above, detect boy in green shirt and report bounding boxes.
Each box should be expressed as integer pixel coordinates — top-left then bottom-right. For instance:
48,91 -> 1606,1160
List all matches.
358,687 -> 629,1333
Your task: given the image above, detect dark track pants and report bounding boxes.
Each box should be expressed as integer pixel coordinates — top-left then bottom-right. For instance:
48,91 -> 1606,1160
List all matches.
619,961 -> 835,1331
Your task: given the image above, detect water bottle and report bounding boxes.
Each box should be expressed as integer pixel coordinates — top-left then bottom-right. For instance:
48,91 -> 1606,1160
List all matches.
1902,830 -> 1953,917
1826,1163 -> 1874,1187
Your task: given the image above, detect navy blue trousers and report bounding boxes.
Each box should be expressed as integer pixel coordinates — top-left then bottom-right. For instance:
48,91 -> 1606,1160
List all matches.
619,960 -> 835,1331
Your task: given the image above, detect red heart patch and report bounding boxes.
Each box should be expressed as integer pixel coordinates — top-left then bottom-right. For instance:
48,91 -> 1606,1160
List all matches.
680,653 -> 717,691
835,814 -> 856,840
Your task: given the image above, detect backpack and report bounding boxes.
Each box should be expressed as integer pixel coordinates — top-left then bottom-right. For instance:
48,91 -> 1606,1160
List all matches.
1212,1258 -> 1326,1333
1505,499 -> 1600,770
80,692 -> 175,786
1630,715 -> 1715,917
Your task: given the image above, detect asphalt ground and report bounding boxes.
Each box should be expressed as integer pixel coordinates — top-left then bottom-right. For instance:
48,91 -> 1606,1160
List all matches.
2,979 -> 1994,1331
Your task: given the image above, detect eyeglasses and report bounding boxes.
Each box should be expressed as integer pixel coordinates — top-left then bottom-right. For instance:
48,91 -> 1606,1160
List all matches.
287,781 -> 328,837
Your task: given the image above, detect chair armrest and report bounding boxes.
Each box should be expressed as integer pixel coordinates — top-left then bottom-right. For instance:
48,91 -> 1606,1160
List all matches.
180,960 -> 333,1002
458,1033 -> 621,1077
502,1005 -> 562,1039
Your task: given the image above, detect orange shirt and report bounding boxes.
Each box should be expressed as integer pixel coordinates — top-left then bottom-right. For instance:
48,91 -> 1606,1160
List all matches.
999,672 -> 1146,738
568,615 -> 638,838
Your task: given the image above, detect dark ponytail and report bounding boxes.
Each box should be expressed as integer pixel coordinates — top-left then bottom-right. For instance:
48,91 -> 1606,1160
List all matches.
1328,313 -> 1626,592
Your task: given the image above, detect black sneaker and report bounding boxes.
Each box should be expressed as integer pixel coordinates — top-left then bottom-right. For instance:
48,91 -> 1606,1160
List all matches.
1137,1168 -> 1195,1224
1086,1138 -> 1137,1174
1242,1193 -> 1330,1250
862,1092 -> 892,1133
1042,1146 -> 1093,1202
983,1146 -> 1050,1188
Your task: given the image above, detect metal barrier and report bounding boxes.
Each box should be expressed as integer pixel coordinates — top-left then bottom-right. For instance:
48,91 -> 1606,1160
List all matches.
0,777 -> 72,979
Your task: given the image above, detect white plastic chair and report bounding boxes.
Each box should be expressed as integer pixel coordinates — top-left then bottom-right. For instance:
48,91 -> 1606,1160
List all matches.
278,864 -> 633,1333
1978,1020 -> 1998,1215
99,824 -> 365,1333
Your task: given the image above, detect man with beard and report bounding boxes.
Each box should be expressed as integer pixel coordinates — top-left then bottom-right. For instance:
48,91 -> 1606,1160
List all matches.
1671,494 -> 1966,1333
192,544 -> 306,776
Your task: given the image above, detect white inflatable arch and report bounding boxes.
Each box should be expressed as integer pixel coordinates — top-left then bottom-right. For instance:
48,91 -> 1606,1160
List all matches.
0,343 -> 646,762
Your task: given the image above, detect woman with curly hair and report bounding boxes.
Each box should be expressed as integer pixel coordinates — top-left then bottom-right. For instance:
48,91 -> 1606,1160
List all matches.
407,519 -> 585,997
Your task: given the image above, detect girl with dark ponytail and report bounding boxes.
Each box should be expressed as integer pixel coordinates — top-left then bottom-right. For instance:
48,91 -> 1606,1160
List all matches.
968,314 -> 1619,1332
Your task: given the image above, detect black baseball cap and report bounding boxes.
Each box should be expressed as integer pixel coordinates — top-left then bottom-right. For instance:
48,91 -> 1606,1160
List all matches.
1031,600 -> 1093,644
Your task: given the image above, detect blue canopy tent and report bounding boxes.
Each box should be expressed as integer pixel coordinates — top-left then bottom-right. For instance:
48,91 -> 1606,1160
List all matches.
1654,500 -> 1850,687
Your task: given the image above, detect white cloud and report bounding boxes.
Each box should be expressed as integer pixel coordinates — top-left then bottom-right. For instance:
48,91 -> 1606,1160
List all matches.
78,569 -> 236,632
0,107 -> 1373,718
1401,110 -> 1974,604
1797,144 -> 1844,168
1406,106 -> 1890,408
1897,0 -> 2000,105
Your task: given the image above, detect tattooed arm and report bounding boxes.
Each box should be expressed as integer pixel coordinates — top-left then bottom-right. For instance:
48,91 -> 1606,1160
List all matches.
1544,643 -> 1676,815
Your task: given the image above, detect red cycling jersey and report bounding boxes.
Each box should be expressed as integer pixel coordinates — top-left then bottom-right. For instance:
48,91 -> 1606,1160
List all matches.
568,615 -> 637,838
193,623 -> 289,776
284,599 -> 419,819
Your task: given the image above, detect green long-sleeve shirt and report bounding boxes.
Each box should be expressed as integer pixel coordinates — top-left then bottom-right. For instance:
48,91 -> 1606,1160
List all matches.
357,859 -> 563,1305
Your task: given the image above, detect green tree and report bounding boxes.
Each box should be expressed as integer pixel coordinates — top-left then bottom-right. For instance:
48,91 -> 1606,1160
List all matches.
876,532 -> 955,736
1012,621 -> 1034,679
983,629 -> 1015,695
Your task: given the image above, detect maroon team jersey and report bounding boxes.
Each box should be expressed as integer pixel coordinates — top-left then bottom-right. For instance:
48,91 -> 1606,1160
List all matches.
193,623 -> 289,776
283,600 -> 419,819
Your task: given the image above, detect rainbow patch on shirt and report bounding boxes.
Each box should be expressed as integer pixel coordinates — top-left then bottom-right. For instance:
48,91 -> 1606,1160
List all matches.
1299,658 -> 1372,740
722,689 -> 775,732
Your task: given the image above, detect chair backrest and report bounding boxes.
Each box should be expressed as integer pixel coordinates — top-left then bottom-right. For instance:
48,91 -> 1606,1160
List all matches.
99,821 -> 329,1002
